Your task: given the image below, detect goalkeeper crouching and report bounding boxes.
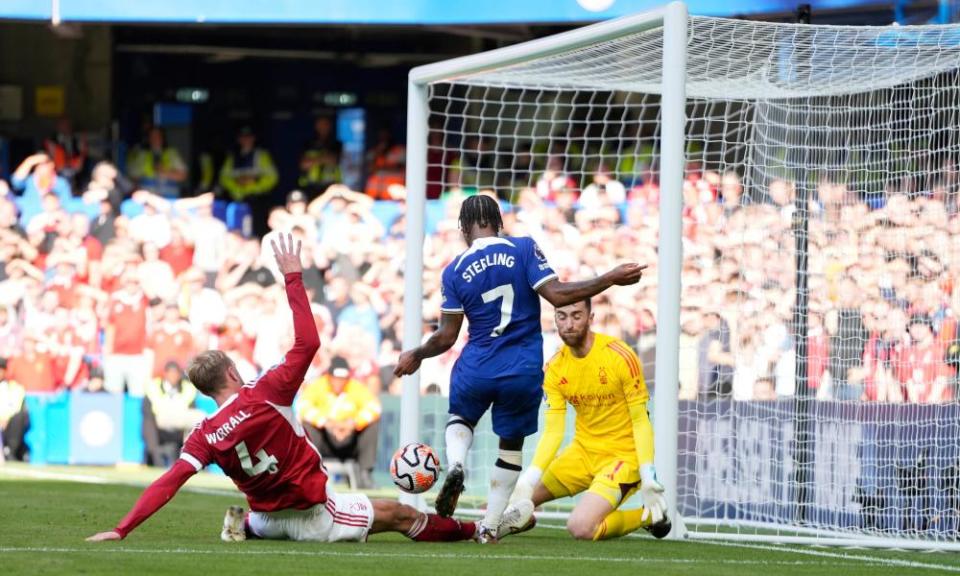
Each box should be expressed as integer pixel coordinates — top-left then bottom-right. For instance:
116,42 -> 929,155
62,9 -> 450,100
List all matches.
498,298 -> 671,541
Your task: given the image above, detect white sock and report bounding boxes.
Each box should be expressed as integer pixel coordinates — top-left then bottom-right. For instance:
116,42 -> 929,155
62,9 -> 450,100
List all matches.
444,416 -> 474,470
482,449 -> 522,530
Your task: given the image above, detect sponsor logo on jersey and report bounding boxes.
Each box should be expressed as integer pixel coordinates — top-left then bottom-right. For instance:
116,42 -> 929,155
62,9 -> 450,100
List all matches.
567,392 -> 618,407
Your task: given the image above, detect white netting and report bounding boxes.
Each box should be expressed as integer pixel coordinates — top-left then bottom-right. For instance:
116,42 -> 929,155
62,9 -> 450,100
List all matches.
419,13 -> 960,547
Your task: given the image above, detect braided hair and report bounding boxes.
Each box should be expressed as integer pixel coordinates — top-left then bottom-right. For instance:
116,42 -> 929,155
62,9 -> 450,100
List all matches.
458,194 -> 503,238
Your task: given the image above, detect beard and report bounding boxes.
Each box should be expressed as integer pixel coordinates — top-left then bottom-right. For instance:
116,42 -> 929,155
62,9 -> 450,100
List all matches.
559,328 -> 589,348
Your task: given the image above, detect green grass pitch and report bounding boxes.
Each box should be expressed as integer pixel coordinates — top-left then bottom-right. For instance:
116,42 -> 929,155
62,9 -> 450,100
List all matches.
2,464 -> 960,575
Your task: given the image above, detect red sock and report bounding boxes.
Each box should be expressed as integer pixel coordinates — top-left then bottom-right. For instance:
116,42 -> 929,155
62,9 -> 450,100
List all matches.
406,513 -> 476,542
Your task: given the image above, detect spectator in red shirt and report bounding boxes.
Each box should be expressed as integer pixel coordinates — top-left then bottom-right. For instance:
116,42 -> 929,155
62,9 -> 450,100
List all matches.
8,334 -> 57,393
148,304 -> 195,378
857,305 -> 907,402
896,314 -> 954,404
216,313 -> 256,366
103,269 -> 150,396
159,222 -> 194,278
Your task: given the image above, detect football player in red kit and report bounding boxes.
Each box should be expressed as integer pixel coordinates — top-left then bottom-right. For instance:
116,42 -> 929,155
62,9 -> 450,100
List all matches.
87,234 -> 476,544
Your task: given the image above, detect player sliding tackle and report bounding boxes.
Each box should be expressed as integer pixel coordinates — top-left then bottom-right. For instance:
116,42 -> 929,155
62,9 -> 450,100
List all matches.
395,195 -> 645,543
88,234 -> 477,545
498,299 -> 670,540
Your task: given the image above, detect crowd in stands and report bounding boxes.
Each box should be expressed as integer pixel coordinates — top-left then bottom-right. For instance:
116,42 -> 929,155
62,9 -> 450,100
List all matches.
1,115 -> 958,463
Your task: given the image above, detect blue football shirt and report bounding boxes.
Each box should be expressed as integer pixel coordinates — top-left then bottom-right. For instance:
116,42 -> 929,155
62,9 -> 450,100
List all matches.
440,235 -> 557,379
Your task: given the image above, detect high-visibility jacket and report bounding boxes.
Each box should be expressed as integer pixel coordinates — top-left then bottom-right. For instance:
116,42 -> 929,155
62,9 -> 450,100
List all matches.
299,148 -> 342,188
0,379 -> 25,422
127,147 -> 186,181
297,375 -> 381,431
145,377 -> 197,424
219,149 -> 278,201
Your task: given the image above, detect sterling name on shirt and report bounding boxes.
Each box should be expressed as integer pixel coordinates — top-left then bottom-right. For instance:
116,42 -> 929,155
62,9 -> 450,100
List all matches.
205,410 -> 252,444
461,253 -> 516,283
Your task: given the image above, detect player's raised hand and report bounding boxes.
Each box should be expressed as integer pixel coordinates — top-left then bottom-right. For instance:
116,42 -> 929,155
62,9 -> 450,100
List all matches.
86,530 -> 122,542
605,263 -> 647,286
271,232 -> 302,275
393,350 -> 422,378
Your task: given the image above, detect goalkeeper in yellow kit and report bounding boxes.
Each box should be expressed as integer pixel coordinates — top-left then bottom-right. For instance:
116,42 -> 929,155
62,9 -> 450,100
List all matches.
498,299 -> 671,540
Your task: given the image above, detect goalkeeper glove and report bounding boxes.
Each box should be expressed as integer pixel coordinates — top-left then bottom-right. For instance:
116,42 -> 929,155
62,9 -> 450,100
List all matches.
639,464 -> 667,524
509,466 -> 542,504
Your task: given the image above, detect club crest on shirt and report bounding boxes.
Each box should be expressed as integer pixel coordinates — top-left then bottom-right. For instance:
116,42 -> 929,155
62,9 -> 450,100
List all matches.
598,367 -> 608,386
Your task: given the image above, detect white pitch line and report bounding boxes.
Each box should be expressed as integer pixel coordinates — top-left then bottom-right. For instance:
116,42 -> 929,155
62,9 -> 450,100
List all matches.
534,523 -> 960,573
699,539 -> 960,573
0,546 -> 892,568
6,467 -> 959,572
0,467 -> 240,498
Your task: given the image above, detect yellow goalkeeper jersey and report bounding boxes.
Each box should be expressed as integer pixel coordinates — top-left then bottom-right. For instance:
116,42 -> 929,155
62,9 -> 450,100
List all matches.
534,332 -> 651,468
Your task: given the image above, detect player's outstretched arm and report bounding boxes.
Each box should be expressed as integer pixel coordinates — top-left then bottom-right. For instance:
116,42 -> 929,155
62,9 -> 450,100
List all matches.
393,312 -> 464,377
258,233 -> 321,405
620,346 -> 666,524
86,460 -> 197,542
536,263 -> 646,309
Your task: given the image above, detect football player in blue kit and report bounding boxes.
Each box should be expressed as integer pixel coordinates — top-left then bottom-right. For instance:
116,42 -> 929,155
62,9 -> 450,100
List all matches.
394,194 -> 645,543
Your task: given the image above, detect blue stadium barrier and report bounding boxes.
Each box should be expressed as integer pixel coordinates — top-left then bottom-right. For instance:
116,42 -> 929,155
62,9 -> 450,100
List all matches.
212,199 -> 228,222
120,198 -> 144,219
69,392 -> 125,464
122,394 -> 145,463
23,391 -> 220,467
425,199 -> 446,235
225,201 -> 252,236
370,201 -> 402,235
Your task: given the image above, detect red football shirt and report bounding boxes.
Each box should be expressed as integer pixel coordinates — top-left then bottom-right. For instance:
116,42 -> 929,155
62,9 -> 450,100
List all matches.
148,323 -> 194,377
113,272 -> 322,537
176,272 -> 324,513
107,292 -> 148,355
9,351 -> 57,392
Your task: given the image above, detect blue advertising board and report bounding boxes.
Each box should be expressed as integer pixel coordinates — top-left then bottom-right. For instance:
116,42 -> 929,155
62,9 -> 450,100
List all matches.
3,0 -> 885,24
679,400 -> 960,537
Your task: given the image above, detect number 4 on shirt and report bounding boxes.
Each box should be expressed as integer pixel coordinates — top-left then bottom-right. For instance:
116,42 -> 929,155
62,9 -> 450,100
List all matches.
235,441 -> 279,476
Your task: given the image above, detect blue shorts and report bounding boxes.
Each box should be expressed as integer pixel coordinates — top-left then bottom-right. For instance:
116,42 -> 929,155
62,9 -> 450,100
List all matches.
448,372 -> 543,440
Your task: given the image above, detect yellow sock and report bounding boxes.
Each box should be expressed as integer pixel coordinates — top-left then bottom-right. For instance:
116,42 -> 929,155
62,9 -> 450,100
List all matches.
592,509 -> 648,541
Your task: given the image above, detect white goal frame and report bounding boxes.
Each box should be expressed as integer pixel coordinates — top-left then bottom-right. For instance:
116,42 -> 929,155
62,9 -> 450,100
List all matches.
401,2 -> 960,551
400,1 -> 688,528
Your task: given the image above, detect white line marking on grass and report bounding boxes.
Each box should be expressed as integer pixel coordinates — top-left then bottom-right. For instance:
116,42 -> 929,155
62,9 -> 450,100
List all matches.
0,546 -> 892,568
0,467 -> 240,498
0,467 -> 111,484
699,539 -> 960,573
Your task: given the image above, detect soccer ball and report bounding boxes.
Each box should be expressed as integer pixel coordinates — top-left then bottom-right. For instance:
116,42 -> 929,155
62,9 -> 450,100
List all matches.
390,442 -> 440,494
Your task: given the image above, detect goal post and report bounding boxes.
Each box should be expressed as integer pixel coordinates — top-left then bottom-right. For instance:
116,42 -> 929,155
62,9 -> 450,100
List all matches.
403,1 -> 960,551
401,1 -> 690,515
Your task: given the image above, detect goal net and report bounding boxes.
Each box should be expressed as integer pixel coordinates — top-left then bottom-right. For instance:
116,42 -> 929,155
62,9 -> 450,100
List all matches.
404,3 -> 960,549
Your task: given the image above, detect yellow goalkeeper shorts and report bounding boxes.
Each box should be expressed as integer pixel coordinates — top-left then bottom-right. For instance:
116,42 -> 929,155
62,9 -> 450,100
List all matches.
541,441 -> 641,509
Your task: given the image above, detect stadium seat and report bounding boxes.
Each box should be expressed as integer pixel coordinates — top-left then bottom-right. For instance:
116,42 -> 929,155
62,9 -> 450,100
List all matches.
324,458 -> 361,489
